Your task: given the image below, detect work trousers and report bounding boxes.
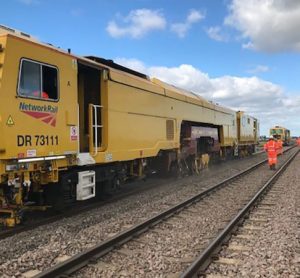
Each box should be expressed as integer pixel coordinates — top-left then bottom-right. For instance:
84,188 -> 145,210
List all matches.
268,151 -> 277,166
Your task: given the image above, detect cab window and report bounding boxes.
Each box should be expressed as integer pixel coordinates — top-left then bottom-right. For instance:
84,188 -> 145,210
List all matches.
18,59 -> 58,100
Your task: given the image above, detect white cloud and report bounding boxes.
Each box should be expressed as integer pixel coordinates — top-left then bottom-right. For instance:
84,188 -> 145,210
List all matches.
187,10 -> 204,23
171,10 -> 205,38
106,9 -> 166,39
225,0 -> 300,52
206,26 -> 229,42
149,65 -> 213,94
247,65 -> 270,74
115,57 -> 300,135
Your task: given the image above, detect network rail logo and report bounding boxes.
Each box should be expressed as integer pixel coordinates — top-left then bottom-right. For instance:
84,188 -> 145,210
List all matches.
19,102 -> 58,127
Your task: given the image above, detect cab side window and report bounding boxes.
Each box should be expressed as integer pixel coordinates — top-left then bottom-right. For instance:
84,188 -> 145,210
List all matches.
18,59 -> 59,100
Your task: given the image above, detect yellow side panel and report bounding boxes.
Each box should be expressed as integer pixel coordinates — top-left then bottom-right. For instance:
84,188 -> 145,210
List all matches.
95,76 -> 237,163
237,111 -> 256,143
186,97 -> 204,107
165,88 -> 186,101
152,77 -> 226,111
0,35 -> 78,160
0,36 -> 7,155
109,70 -> 165,96
95,80 -> 178,162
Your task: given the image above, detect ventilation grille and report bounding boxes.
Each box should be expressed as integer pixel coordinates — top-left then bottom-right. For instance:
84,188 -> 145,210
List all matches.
166,120 -> 174,140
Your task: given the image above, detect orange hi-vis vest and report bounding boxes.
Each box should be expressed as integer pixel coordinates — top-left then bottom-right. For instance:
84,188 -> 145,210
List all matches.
264,140 -> 277,153
264,140 -> 278,166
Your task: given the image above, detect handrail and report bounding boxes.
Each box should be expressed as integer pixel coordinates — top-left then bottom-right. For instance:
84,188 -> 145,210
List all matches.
88,104 -> 103,156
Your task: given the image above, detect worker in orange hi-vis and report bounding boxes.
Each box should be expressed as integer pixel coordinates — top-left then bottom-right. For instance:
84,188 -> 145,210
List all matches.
297,137 -> 300,146
263,136 -> 278,170
277,139 -> 283,155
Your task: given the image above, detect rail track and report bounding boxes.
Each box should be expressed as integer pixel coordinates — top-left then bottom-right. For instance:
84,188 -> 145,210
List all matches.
0,176 -> 167,240
0,149 -> 269,241
33,146 -> 298,277
181,147 -> 300,277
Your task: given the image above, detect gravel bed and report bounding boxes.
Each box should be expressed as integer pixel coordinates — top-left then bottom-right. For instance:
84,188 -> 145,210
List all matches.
205,150 -> 300,277
0,151 -> 289,277
74,150 -> 297,277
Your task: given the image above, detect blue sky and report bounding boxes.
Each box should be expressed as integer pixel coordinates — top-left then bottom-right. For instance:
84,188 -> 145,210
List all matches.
2,0 -> 300,136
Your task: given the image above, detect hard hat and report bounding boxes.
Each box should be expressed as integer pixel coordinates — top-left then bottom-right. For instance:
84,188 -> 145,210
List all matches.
269,135 -> 273,139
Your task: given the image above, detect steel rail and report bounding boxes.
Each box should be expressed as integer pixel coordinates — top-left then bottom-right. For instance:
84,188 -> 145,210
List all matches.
0,146 -> 285,240
0,177 -> 169,240
34,147 -> 296,278
180,148 -> 300,278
